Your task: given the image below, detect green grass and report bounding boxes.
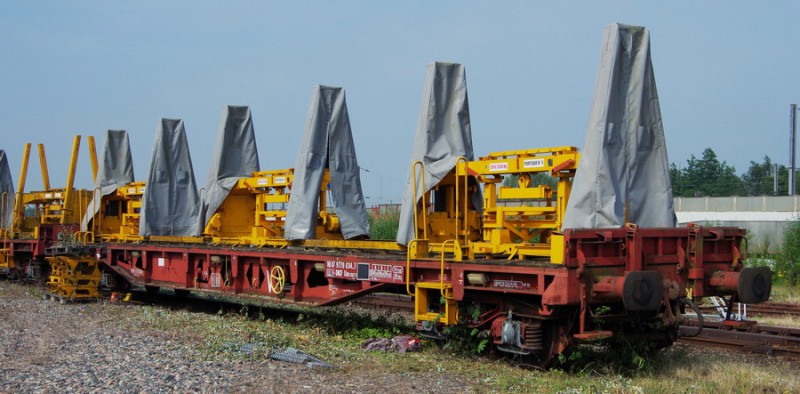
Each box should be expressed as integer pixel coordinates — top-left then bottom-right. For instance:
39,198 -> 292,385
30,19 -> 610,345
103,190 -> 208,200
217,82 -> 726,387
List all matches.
110,297 -> 800,393
369,213 -> 400,240
768,283 -> 800,303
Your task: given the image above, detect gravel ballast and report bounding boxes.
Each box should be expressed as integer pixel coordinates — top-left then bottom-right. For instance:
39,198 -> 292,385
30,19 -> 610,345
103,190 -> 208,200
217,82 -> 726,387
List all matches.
0,284 -> 473,393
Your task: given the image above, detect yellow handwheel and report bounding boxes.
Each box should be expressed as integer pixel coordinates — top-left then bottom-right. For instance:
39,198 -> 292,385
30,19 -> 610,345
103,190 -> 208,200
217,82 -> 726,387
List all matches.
269,266 -> 286,294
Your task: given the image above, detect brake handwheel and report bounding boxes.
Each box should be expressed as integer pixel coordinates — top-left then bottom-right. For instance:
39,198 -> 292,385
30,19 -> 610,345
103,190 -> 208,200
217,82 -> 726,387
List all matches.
270,266 -> 286,294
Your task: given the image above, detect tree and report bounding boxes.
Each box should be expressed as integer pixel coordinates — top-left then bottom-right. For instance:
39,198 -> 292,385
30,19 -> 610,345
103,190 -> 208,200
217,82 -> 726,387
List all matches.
741,156 -> 788,196
779,220 -> 800,286
670,163 -> 685,196
670,148 -> 743,197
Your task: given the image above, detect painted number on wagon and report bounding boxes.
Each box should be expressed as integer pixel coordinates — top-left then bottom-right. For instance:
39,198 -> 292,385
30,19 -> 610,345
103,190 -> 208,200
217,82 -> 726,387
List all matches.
325,260 -> 404,284
523,158 -> 545,168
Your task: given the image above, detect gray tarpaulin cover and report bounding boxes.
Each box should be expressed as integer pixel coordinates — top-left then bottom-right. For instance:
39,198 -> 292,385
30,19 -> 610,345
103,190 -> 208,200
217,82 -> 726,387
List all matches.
562,24 -> 676,229
0,150 -> 14,229
284,86 -> 370,240
196,106 -> 260,235
396,62 -> 481,245
81,130 -> 134,231
140,119 -> 200,236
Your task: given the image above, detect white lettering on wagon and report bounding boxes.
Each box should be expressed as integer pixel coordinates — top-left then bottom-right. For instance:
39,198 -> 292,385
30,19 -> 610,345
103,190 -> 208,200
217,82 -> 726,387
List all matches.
324,260 -> 404,284
523,158 -> 545,168
210,273 -> 221,288
493,280 -> 531,290
489,163 -> 509,172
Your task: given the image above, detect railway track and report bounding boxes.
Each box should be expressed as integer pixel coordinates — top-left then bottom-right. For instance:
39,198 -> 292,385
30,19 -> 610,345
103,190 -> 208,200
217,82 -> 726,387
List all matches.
700,301 -> 800,319
739,301 -> 800,317
678,321 -> 800,360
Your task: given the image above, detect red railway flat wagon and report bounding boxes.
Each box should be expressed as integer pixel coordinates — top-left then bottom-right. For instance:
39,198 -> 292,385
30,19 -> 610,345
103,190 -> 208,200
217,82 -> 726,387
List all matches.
100,223 -> 770,366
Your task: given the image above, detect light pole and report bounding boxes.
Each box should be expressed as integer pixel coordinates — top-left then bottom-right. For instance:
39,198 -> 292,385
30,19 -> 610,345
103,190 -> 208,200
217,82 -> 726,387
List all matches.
792,104 -> 798,195
359,166 -> 382,204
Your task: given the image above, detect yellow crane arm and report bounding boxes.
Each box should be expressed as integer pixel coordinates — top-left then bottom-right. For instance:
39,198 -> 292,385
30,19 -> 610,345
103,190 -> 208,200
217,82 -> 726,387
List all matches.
88,135 -> 98,183
37,143 -> 50,191
13,143 -> 31,233
61,136 -> 81,224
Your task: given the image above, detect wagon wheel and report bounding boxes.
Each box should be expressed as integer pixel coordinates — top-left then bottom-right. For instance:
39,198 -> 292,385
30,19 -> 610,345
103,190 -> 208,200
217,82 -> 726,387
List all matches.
269,266 -> 286,294
517,319 -> 567,370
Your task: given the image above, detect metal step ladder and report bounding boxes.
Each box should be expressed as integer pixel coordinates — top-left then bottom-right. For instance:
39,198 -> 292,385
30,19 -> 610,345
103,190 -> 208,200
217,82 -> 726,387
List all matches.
709,296 -> 747,321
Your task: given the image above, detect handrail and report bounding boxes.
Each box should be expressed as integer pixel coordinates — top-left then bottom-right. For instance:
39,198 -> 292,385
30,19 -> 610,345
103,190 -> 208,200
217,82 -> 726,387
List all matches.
455,156 -> 469,246
439,239 -> 457,300
77,188 -> 84,232
73,231 -> 94,245
405,239 -> 420,296
92,187 -> 101,238
411,161 -> 427,241
11,191 -> 23,235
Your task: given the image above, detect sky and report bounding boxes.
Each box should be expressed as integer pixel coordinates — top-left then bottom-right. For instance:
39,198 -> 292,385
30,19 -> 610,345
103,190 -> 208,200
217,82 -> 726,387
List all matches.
1,2 -> 799,205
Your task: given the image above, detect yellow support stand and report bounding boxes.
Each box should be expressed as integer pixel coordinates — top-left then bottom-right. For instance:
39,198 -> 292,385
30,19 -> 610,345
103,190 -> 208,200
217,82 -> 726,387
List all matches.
414,281 -> 457,325
46,256 -> 102,302
0,248 -> 11,273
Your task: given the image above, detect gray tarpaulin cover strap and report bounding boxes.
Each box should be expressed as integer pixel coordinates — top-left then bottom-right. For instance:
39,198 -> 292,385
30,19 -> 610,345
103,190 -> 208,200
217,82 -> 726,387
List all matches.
284,85 -> 370,240
196,106 -> 260,235
81,130 -> 135,231
140,119 -> 201,236
396,62 -> 481,245
0,150 -> 14,229
562,23 -> 676,229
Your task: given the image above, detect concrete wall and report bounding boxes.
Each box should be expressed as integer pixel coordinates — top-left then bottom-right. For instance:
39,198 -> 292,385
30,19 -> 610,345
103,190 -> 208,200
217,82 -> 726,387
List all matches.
674,196 -> 800,253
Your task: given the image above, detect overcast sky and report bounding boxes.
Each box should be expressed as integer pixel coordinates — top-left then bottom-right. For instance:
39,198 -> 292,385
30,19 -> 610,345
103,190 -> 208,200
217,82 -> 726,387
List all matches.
1,2 -> 798,204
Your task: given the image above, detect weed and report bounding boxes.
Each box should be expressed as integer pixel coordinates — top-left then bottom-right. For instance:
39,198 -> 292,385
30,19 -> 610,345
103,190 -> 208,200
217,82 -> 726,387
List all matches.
778,219 -> 800,286
368,213 -> 399,240
441,324 -> 489,356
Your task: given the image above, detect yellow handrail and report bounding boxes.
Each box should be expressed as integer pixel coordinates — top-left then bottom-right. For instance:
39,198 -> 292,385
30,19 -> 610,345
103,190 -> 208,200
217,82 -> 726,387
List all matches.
405,239 -> 419,296
439,239 -> 457,300
12,191 -> 23,235
92,187 -> 101,239
455,156 -> 468,246
411,161 -> 427,241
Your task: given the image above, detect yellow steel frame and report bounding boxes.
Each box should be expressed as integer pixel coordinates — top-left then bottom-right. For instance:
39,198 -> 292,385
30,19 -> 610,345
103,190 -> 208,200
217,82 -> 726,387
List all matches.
46,255 -> 102,301
463,146 -> 579,260
10,136 -> 97,241
204,169 -> 294,245
204,168 -> 348,247
11,143 -> 31,237
409,159 -> 481,261
409,146 -> 579,263
89,182 -> 146,243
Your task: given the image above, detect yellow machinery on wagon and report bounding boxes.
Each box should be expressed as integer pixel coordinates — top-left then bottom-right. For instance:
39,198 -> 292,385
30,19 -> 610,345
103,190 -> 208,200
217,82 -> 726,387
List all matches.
409,145 -> 580,261
202,168 -> 359,247
88,181 -> 146,243
46,254 -> 102,302
4,135 -> 103,300
11,136 -> 97,240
